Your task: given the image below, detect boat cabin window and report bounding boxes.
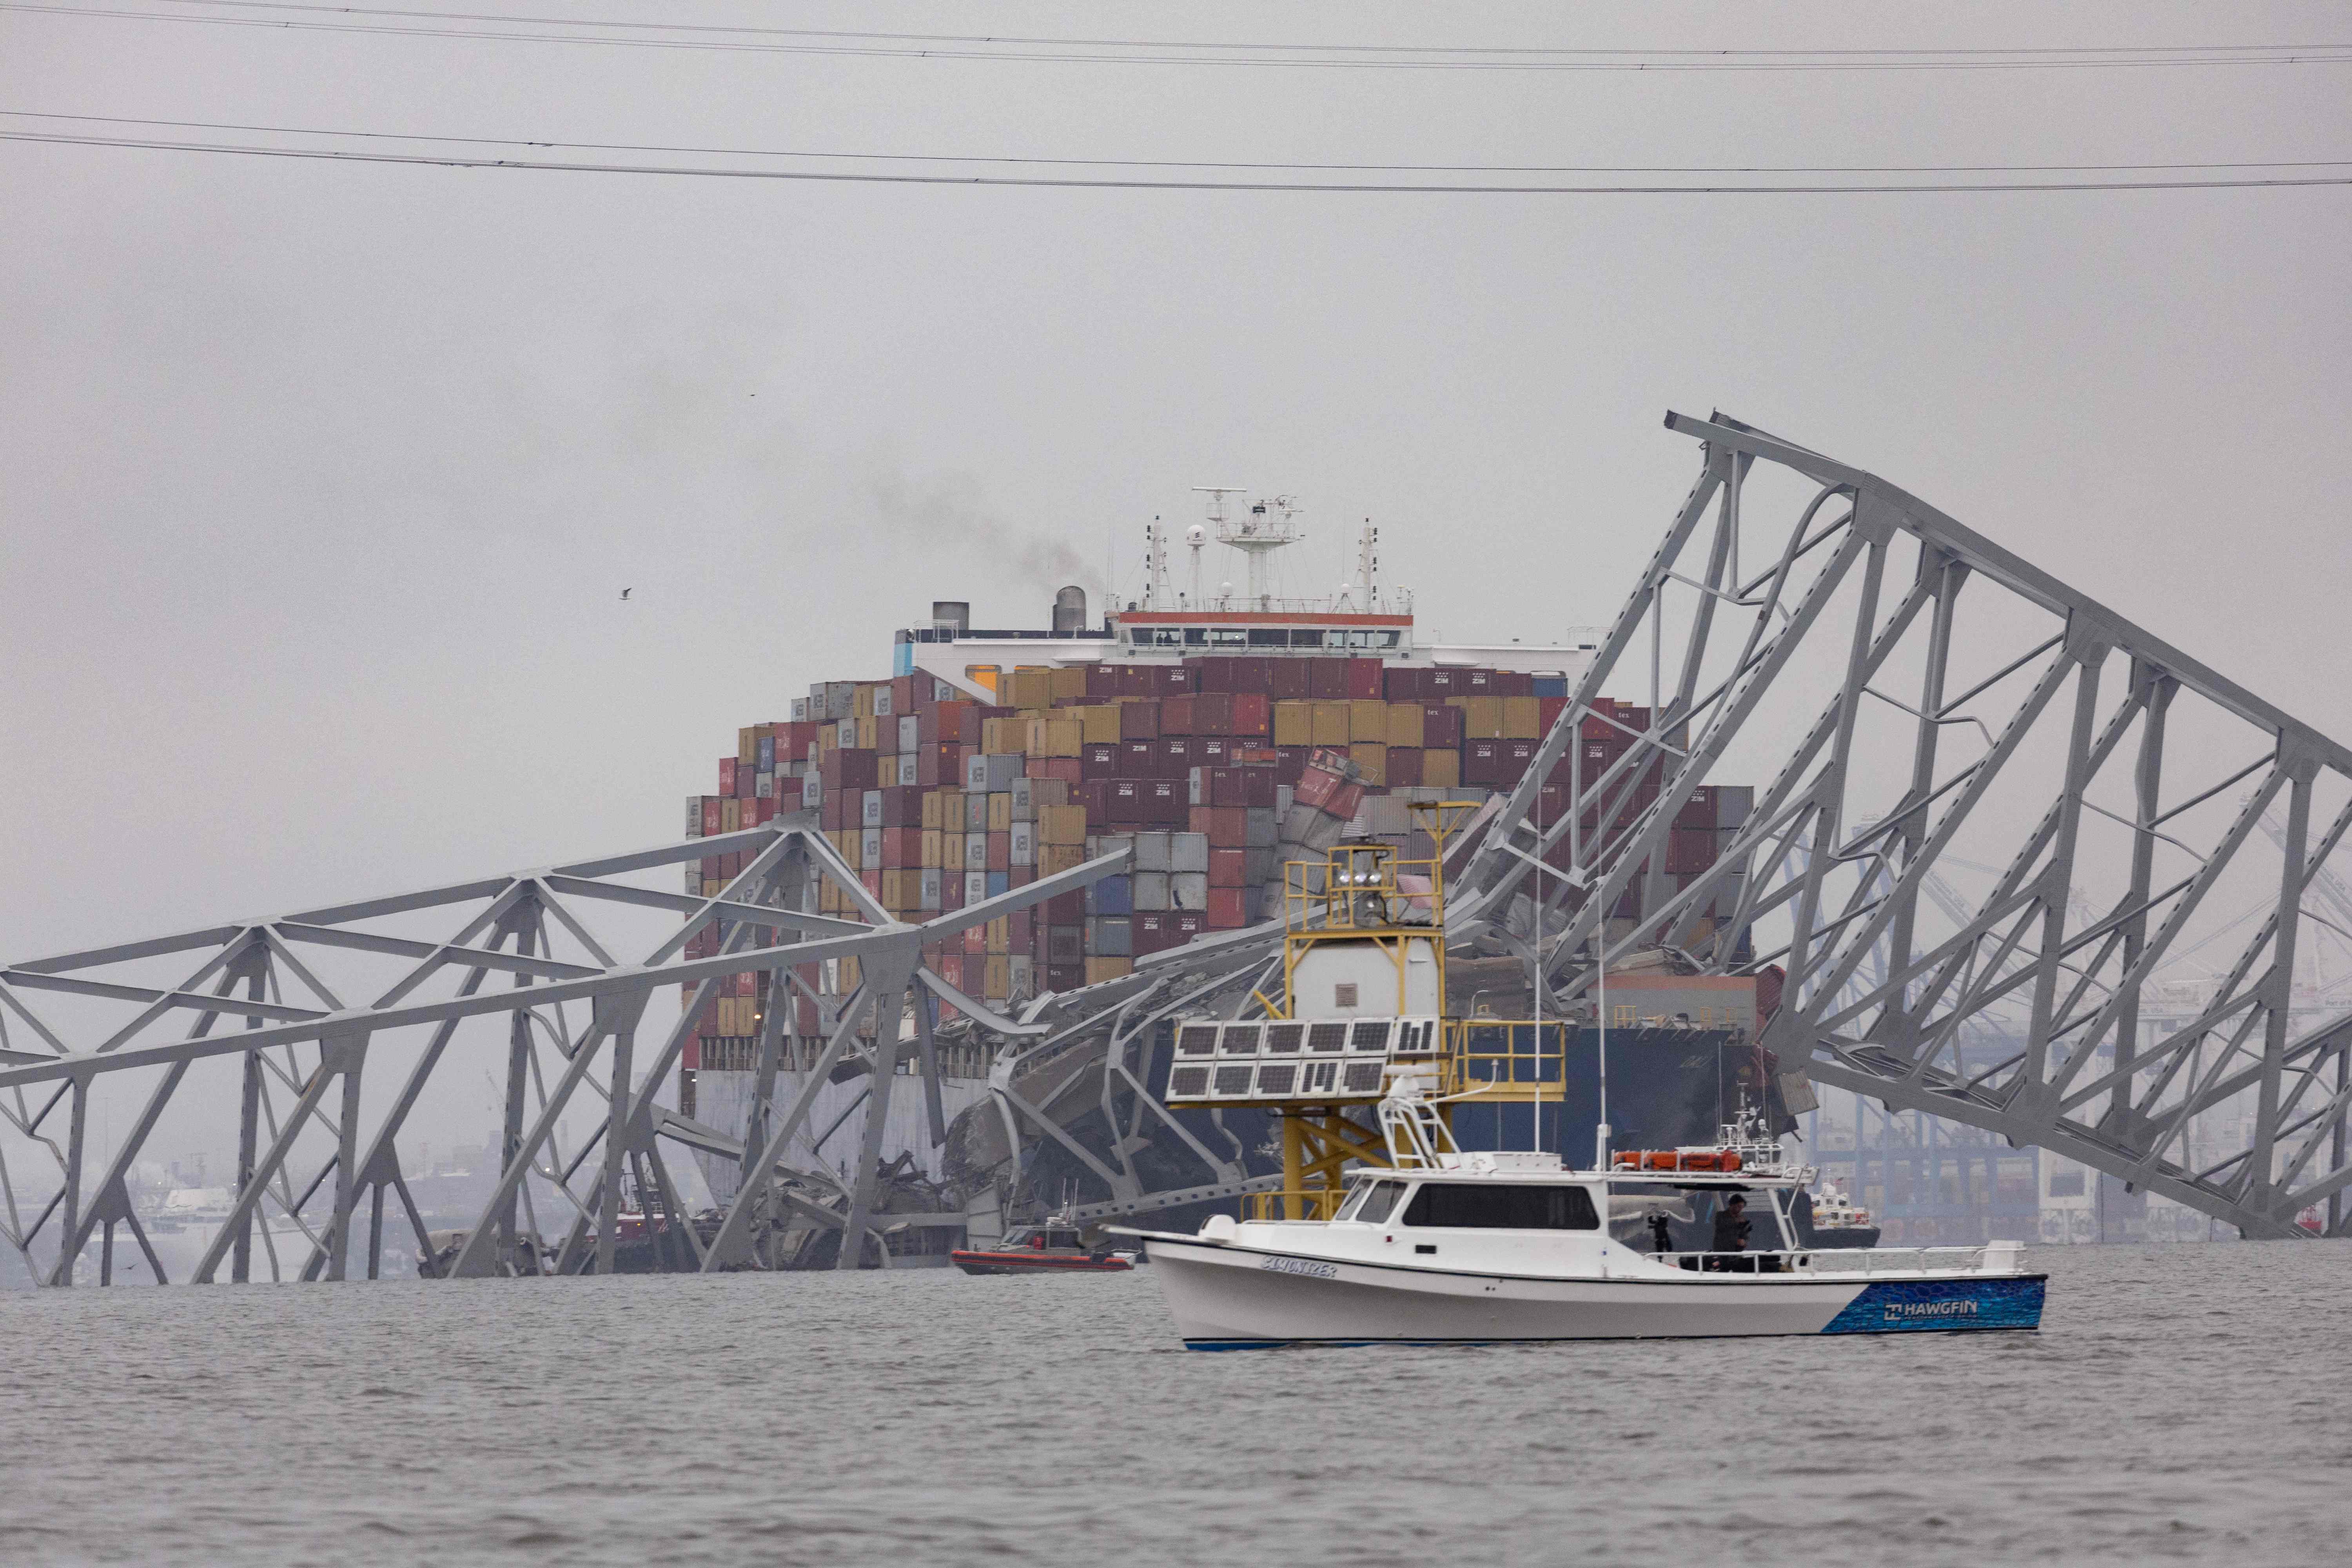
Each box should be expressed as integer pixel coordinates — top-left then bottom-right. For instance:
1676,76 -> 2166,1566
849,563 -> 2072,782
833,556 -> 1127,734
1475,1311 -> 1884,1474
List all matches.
1337,1179 -> 1406,1224
1402,1182 -> 1600,1231
1044,1230 -> 1082,1249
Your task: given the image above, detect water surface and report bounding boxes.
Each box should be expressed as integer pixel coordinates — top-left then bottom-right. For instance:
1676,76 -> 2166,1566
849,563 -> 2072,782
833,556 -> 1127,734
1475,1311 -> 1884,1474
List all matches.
2,1243 -> 2345,1564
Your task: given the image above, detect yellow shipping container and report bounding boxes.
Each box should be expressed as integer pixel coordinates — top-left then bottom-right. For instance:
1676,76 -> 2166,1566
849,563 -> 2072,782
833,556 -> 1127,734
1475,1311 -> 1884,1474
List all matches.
853,684 -> 873,720
1085,956 -> 1133,985
1039,804 -> 1089,845
987,792 -> 1013,832
877,755 -> 900,788
986,915 -> 1010,955
1461,696 -> 1506,739
820,725 -> 840,757
1350,743 -> 1388,786
920,829 -> 943,868
1040,843 -> 1087,875
1350,699 -> 1387,743
720,798 -> 741,833
1273,700 -> 1315,747
943,832 -> 964,870
1049,665 -> 1088,703
983,955 -> 1013,1000
1078,704 -> 1123,746
1045,719 -> 1083,757
1385,702 -> 1426,749
1423,749 -> 1462,788
1502,696 -> 1542,740
921,791 -> 946,830
856,715 -> 879,751
982,717 -> 1018,754
1312,702 -> 1352,746
738,726 -> 757,765
1006,668 -> 1056,711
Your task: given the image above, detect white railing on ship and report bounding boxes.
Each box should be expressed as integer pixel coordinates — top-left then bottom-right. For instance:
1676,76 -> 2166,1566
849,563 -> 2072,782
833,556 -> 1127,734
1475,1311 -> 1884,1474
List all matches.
1644,1245 -> 1996,1275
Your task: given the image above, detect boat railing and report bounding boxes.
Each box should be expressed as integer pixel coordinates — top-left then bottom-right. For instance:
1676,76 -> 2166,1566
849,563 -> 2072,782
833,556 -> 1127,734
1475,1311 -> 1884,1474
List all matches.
1244,1189 -> 1348,1222
1642,1244 -> 1996,1275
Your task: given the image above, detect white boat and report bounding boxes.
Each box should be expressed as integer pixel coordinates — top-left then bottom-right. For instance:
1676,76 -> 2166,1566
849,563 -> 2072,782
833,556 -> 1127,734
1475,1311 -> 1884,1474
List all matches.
1114,1100 -> 2045,1349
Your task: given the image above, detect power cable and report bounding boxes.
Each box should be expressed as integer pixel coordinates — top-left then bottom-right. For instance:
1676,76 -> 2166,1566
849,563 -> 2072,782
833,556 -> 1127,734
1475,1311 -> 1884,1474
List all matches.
9,111 -> 2347,177
9,127 -> 2351,192
9,4 -> 2352,71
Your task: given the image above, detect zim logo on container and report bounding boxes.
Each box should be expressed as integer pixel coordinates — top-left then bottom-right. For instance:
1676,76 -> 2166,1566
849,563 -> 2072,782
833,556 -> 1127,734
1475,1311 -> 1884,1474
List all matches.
1261,1256 -> 1339,1279
1886,1298 -> 1979,1320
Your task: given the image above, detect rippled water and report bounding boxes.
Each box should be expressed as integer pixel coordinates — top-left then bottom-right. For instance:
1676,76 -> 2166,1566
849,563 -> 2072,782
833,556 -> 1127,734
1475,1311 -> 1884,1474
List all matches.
2,1242 -> 2346,1565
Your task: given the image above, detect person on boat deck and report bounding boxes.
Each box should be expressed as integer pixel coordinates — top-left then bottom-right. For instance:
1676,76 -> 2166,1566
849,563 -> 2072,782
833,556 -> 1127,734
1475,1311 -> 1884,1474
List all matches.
1711,1195 -> 1752,1256
1647,1212 -> 1675,1255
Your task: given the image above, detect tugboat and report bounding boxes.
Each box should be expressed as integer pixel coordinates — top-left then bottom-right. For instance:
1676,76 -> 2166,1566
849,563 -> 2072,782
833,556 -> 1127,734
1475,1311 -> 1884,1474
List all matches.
951,1202 -> 1135,1276
1111,824 -> 2045,1347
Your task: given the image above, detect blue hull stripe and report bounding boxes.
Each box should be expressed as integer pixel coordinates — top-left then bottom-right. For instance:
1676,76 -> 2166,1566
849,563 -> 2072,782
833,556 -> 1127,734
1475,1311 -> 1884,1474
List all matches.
1819,1274 -> 2046,1334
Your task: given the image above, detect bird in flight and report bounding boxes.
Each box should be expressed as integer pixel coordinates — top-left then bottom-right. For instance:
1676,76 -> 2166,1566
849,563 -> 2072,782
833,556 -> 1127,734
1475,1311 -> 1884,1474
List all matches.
621,588 -> 633,601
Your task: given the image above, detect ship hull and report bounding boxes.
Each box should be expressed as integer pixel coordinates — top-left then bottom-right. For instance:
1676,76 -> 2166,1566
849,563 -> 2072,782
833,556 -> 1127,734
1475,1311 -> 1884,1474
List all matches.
1142,1236 -> 2043,1348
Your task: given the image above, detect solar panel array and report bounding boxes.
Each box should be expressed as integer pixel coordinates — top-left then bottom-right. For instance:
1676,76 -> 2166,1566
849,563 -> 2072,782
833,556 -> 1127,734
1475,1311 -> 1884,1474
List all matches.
1163,1016 -> 1443,1104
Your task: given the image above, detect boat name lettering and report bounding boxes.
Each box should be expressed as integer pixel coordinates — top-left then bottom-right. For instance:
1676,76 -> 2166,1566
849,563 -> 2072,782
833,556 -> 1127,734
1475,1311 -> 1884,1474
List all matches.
1885,1298 -> 1978,1319
1260,1255 -> 1338,1279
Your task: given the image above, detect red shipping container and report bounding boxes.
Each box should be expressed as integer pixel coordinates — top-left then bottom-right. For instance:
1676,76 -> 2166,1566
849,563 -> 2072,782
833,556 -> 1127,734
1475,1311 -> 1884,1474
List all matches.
1421,703 -> 1465,749
861,869 -> 883,901
718,757 -> 737,795
1308,657 -> 1350,699
964,924 -> 987,955
1502,739 -> 1540,782
1205,888 -> 1249,929
880,784 -> 923,826
1205,806 -> 1248,847
1045,889 -> 1087,924
1675,787 -> 1719,829
1161,694 -> 1196,735
1327,781 -> 1366,824
1047,962 -> 1086,991
1346,658 -> 1385,699
701,799 -> 723,836
682,1037 -> 701,1071
1268,659 -> 1310,699
1146,779 -> 1188,823
1464,739 -> 1504,787
1383,665 -> 1425,701
1086,663 -> 1122,699
1173,910 -> 1207,941
1191,656 -> 1232,692
882,826 -> 919,866
1495,670 -> 1534,697
1131,911 -> 1178,955
1111,663 -> 1147,698
1195,736 -> 1233,764
1031,757 -> 1082,784
891,675 -> 915,713
1072,779 -> 1111,818
820,789 -> 847,831
1230,692 -> 1270,737
935,953 -> 964,989
1080,742 -> 1122,780
1208,848 -> 1247,886
986,830 -> 1011,871
1193,692 -> 1234,735
1667,828 -> 1717,874
1231,657 -> 1273,695
1117,739 -> 1159,777
1465,669 -> 1497,695
1273,746 -> 1310,785
1539,696 -> 1570,736
823,749 -> 878,792
942,873 -> 966,913
1425,667 -> 1460,697
1007,863 -> 1035,887
1108,779 -> 1148,825
1386,748 -> 1423,788
1150,664 -> 1193,695
1160,737 -> 1193,771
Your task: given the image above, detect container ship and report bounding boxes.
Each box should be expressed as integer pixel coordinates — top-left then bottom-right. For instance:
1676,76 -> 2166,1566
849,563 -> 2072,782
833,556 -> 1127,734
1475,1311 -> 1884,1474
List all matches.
675,497 -> 1795,1252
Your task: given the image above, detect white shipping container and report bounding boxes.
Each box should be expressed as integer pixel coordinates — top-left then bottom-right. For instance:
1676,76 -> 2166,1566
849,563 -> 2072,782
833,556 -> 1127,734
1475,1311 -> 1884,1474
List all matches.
898,715 -> 920,752
1132,871 -> 1171,911
964,836 -> 988,871
1170,873 -> 1210,909
920,868 -> 944,910
964,872 -> 988,906
861,828 -> 884,867
1170,833 -> 1210,875
686,797 -> 704,837
791,697 -> 810,723
861,790 -> 885,828
802,773 -> 822,808
1009,822 -> 1036,866
1133,831 -> 1171,873
873,686 -> 893,719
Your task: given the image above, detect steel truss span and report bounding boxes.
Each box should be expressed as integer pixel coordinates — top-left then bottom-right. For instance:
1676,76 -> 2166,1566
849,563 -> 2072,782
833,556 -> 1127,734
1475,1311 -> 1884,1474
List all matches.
0,813 -> 1167,1284
1450,412 -> 2352,1240
8,411 -> 2346,1286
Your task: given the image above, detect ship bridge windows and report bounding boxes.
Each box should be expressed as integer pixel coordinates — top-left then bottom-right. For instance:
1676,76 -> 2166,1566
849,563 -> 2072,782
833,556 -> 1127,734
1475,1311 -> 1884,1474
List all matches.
1402,1182 -> 1600,1231
1129,627 -> 1186,647
1288,629 -> 1325,648
1247,628 -> 1290,647
1338,1179 -> 1406,1224
1208,627 -> 1249,649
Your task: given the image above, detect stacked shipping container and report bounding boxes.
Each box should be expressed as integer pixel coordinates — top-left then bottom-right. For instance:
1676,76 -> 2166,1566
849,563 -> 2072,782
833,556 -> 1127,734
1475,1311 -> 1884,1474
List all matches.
676,657 -> 1752,1096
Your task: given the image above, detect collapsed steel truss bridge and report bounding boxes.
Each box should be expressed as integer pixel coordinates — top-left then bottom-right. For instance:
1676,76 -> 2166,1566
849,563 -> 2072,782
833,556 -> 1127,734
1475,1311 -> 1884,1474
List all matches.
5,410 -> 2345,1287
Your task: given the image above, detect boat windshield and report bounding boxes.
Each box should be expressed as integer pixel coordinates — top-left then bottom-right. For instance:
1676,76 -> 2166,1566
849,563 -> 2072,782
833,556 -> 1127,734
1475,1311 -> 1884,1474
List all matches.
1337,1179 -> 1406,1223
1402,1182 -> 1601,1231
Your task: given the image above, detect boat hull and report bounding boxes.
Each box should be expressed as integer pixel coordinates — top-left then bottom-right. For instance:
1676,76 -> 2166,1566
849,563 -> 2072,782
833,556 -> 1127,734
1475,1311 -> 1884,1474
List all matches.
1143,1237 -> 2043,1348
950,1249 -> 1132,1276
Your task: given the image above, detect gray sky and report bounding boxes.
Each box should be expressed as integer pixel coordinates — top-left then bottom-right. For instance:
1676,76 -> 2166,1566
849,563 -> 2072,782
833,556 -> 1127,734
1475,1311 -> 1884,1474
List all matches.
3,4 -> 2349,1165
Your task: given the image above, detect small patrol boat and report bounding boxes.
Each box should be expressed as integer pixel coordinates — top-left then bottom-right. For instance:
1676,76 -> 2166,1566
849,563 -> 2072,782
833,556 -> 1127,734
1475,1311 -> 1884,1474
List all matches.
1109,823 -> 2045,1348
1799,1180 -> 1881,1249
951,1204 -> 1134,1276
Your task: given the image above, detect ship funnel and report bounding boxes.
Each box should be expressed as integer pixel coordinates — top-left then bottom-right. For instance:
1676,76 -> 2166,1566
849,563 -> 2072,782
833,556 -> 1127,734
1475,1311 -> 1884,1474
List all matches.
932,601 -> 969,634
1052,585 -> 1087,634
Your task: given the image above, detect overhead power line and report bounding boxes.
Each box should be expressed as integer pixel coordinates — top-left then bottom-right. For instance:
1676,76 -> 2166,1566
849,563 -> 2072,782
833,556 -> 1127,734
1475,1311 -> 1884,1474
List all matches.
9,3 -> 2352,71
9,126 -> 2351,192
9,111 -> 2349,180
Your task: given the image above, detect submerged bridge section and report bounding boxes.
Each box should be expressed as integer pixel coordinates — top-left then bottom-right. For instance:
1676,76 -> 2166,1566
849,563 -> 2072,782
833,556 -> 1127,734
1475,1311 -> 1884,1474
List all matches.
5,410 -> 2346,1286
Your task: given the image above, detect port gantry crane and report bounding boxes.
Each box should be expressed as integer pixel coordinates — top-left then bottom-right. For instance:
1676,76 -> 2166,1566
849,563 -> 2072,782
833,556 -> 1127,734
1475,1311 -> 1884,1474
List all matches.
5,411 -> 2348,1287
